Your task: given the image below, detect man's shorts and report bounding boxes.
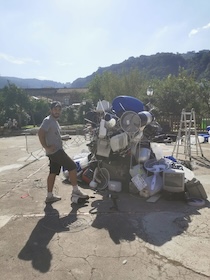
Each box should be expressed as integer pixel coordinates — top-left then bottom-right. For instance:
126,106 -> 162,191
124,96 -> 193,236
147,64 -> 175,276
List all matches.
48,149 -> 77,175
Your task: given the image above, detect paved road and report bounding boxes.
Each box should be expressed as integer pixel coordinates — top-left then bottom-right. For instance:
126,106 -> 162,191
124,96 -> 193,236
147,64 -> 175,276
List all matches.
0,135 -> 210,280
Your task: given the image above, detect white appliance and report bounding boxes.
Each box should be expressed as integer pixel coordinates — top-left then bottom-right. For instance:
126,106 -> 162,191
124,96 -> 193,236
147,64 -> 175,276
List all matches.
108,181 -> 122,192
110,132 -> 128,152
163,169 -> 185,193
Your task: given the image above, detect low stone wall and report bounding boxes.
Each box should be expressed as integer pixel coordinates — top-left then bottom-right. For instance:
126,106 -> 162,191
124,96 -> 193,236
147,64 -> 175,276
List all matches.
0,127 -> 22,137
0,126 -> 85,137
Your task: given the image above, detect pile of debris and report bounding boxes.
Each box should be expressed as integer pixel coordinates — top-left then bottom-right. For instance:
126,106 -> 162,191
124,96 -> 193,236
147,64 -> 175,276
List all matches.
66,95 -> 208,205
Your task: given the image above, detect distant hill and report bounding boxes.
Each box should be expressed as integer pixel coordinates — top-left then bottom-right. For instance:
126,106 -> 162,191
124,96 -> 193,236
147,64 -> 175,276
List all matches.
0,76 -> 71,89
1,50 -> 210,89
71,50 -> 210,87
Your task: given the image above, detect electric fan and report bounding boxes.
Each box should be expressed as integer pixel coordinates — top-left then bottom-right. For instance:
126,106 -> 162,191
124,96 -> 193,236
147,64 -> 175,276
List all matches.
94,167 -> 110,190
120,111 -> 143,174
120,111 -> 141,134
144,158 -> 169,191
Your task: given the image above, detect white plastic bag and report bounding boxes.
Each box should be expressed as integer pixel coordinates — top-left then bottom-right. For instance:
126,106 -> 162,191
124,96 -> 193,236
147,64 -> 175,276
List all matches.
150,143 -> 163,160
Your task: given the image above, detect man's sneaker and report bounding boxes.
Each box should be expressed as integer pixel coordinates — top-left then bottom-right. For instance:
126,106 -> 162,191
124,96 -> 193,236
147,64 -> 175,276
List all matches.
71,196 -> 89,204
45,195 -> 61,203
72,189 -> 89,199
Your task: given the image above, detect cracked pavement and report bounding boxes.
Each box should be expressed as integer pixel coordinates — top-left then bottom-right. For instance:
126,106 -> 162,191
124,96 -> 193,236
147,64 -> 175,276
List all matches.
0,135 -> 210,279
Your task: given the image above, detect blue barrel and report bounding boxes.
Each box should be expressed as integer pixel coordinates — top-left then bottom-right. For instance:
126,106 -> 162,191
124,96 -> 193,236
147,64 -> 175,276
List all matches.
112,96 -> 144,117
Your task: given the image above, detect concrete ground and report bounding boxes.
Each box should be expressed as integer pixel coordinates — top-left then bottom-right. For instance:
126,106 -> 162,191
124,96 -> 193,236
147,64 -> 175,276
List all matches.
0,134 -> 210,280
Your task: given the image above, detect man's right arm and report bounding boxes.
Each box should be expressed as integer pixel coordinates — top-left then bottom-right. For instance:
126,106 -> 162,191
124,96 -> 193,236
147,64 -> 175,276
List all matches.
38,127 -> 56,154
38,128 -> 48,149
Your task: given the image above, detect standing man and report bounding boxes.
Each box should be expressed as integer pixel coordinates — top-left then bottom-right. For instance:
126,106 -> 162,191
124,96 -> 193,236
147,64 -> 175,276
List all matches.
38,101 -> 89,203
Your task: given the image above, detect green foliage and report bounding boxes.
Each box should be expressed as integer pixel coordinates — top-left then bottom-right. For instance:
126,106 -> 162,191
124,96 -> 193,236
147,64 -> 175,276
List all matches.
76,100 -> 94,124
30,99 -> 50,125
88,70 -> 148,103
196,79 -> 210,116
1,63 -> 210,129
187,50 -> 210,79
87,74 -> 106,104
60,106 -> 76,125
0,83 -> 52,127
0,83 -> 31,127
152,69 -> 205,116
87,68 -> 210,118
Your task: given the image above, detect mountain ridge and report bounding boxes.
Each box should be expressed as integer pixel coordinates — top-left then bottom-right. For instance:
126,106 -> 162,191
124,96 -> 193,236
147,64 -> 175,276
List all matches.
1,50 -> 210,89
71,50 -> 210,87
0,76 -> 71,89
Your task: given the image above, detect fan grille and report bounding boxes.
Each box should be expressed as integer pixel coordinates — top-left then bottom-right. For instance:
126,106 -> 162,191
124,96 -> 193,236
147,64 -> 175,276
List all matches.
144,158 -> 169,173
120,111 -> 141,134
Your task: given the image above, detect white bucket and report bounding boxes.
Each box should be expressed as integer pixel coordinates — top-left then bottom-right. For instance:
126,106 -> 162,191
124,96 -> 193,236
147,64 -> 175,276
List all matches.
89,180 -> 98,189
108,181 -> 122,192
135,147 -> 151,163
129,164 -> 141,177
190,135 -> 204,145
130,164 -> 146,178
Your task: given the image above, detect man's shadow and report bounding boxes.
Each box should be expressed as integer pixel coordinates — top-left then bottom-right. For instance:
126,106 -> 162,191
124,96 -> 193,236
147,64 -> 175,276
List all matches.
90,193 -> 210,246
18,202 -> 84,273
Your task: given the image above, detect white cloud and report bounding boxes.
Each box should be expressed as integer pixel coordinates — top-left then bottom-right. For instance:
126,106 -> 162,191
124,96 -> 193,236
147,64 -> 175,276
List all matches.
189,22 -> 210,37
189,28 -> 200,37
0,52 -> 40,65
56,61 -> 73,66
203,22 -> 210,29
0,53 -> 25,64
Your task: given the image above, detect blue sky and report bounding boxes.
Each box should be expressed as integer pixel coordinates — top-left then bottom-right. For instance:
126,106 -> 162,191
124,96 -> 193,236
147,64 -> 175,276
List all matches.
0,0 -> 210,83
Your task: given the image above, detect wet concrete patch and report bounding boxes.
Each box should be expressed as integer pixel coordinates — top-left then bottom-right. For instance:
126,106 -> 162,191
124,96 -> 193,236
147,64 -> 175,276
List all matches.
142,211 -> 187,246
143,211 -> 210,277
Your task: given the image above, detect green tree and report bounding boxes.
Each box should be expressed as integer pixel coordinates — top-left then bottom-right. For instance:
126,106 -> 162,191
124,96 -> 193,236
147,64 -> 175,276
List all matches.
60,106 -> 76,125
88,70 -> 148,105
196,79 -> 210,117
152,69 -> 200,116
87,74 -> 105,105
121,69 -> 147,99
30,98 -> 50,126
76,100 -> 94,124
0,83 -> 31,127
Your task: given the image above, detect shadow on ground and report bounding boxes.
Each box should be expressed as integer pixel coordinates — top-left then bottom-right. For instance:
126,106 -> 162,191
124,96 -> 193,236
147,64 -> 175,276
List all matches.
90,192 -> 210,246
18,203 -> 87,273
